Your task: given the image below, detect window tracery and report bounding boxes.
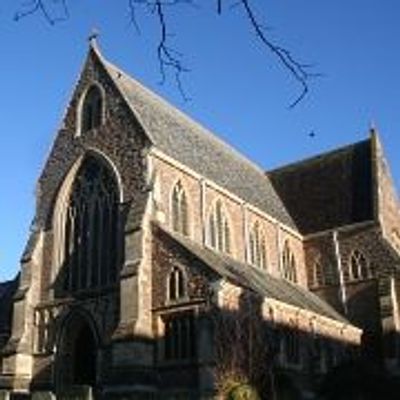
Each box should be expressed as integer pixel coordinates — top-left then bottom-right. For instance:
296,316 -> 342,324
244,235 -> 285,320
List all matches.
208,200 -> 231,254
171,181 -> 188,236
249,222 -> 267,269
62,155 -> 120,293
309,252 -> 339,288
349,250 -> 371,281
282,240 -> 297,283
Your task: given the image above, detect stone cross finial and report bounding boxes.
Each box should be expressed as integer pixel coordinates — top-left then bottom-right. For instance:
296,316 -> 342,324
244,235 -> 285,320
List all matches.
369,119 -> 376,132
88,28 -> 100,46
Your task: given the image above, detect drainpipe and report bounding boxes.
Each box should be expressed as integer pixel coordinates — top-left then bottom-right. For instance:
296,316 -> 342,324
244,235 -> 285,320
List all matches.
333,230 -> 348,315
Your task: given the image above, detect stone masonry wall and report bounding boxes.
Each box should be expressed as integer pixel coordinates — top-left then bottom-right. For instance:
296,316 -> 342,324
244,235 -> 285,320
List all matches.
150,153 -> 307,287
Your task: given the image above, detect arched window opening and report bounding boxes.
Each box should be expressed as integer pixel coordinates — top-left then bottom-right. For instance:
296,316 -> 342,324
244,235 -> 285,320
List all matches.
171,181 -> 188,236
312,258 -> 324,287
208,200 -> 231,254
282,241 -> 297,283
349,250 -> 370,281
249,222 -> 267,269
309,253 -> 339,288
325,261 -> 339,285
391,229 -> 400,253
81,85 -> 103,134
62,154 -> 120,294
168,266 -> 186,302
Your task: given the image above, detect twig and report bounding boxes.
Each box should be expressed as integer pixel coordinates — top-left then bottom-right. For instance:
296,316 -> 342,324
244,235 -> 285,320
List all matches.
238,0 -> 315,108
15,0 -> 69,24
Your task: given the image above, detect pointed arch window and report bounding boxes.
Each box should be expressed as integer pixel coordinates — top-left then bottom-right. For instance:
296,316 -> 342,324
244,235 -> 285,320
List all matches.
249,222 -> 267,269
208,200 -> 231,254
349,250 -> 371,281
282,240 -> 297,283
310,254 -> 339,288
81,85 -> 103,134
168,266 -> 186,302
311,256 -> 324,287
171,181 -> 188,236
62,154 -> 120,293
391,229 -> 400,252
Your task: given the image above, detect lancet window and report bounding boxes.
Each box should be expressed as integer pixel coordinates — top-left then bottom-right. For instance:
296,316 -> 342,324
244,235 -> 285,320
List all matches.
249,222 -> 267,269
168,266 -> 186,302
171,181 -> 188,236
282,240 -> 297,283
80,85 -> 103,133
208,200 -> 231,254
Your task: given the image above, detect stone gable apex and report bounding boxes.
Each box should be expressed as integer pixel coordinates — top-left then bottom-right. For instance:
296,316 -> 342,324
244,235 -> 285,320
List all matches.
88,43 -> 297,231
21,44 -> 150,262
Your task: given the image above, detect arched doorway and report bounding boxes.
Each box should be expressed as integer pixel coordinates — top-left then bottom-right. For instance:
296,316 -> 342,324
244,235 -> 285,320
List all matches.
56,311 -> 98,391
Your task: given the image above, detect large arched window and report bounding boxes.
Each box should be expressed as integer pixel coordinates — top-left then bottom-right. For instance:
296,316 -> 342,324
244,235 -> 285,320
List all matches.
171,181 -> 188,236
208,200 -> 231,254
349,250 -> 371,281
249,222 -> 267,269
80,85 -> 103,134
62,154 -> 120,293
282,240 -> 297,283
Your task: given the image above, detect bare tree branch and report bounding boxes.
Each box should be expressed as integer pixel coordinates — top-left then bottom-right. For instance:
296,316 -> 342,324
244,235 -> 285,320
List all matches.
15,0 -> 68,24
16,0 -> 319,107
238,0 -> 315,108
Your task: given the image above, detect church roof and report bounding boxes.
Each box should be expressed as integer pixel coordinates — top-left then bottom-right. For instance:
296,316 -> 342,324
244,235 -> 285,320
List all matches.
92,45 -> 297,230
159,226 -> 347,323
269,138 -> 374,234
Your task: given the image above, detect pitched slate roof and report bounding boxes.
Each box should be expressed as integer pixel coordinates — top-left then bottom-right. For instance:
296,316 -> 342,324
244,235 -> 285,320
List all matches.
92,45 -> 296,230
269,139 -> 374,235
160,226 -> 347,323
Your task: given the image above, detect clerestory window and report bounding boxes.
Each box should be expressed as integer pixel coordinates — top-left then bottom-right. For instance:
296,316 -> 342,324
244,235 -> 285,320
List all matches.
249,222 -> 267,269
171,181 -> 189,236
282,240 -> 297,283
208,200 -> 231,254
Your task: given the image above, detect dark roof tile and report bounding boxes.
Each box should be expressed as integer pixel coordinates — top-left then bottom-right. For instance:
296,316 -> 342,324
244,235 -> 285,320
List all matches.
93,48 -> 296,230
269,139 -> 373,234
161,226 -> 347,323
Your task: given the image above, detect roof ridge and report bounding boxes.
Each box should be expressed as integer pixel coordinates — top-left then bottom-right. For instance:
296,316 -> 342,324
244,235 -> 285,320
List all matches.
101,58 -> 272,177
92,45 -> 296,229
268,137 -> 371,175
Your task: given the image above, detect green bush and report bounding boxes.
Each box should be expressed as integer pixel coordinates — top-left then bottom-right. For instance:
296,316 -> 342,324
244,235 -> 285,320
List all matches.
227,384 -> 260,400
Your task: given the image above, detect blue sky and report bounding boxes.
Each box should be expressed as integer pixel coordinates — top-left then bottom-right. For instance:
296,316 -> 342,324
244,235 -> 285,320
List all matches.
1,1 -> 400,281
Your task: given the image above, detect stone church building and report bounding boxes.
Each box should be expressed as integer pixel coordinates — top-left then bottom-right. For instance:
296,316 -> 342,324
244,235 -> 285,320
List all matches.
0,40 -> 400,399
